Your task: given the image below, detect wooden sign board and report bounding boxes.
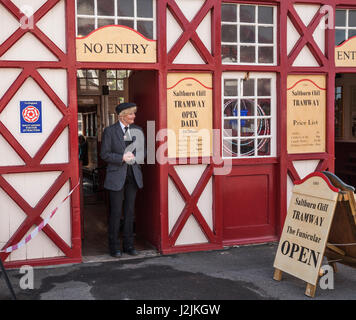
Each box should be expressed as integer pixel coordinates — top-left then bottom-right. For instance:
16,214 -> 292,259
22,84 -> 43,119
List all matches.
167,73 -> 213,158
287,75 -> 326,154
274,172 -> 339,288
335,36 -> 356,67
76,25 -> 156,63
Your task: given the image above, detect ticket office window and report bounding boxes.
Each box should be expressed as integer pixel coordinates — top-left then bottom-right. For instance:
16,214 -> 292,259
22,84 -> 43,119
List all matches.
222,73 -> 276,158
221,3 -> 277,65
76,0 -> 156,39
335,9 -> 356,45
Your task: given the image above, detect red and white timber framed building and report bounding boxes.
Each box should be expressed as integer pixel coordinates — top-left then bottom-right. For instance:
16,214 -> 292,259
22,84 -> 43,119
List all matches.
0,0 -> 355,268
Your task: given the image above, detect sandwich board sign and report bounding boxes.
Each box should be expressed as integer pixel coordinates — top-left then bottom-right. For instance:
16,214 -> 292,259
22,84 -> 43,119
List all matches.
273,172 -> 339,296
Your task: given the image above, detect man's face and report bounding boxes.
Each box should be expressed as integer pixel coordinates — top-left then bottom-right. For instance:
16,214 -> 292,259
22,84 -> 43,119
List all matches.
120,111 -> 136,126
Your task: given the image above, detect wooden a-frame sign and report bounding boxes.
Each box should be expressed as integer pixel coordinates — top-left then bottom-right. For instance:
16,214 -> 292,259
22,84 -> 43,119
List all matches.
273,171 -> 356,297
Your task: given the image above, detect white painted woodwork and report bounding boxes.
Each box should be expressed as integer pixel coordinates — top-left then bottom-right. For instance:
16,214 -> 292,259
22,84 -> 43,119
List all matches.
0,33 -> 58,61
2,171 -> 62,208
37,69 -> 68,106
37,0 -> 66,53
293,160 -> 319,180
173,40 -> 205,64
166,9 -> 183,53
0,77 -> 63,158
175,0 -> 205,22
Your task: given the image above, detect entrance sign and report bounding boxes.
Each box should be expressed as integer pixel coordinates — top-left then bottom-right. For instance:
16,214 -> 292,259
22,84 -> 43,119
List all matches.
273,172 -> 339,291
20,101 -> 42,133
287,75 -> 326,154
76,25 -> 156,63
167,73 -> 213,158
335,36 -> 356,67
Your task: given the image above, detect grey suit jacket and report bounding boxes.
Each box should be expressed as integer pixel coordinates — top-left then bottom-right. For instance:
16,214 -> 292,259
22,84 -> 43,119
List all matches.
100,122 -> 145,191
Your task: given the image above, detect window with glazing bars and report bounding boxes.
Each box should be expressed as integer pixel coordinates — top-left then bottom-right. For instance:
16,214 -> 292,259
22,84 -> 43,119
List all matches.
335,9 -> 356,45
222,73 -> 276,158
221,3 -> 277,65
76,0 -> 156,39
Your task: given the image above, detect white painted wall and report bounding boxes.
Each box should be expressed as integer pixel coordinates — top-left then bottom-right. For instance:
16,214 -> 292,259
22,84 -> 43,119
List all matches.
168,0 -> 211,64
168,165 -> 212,246
289,4 -> 325,67
0,0 -> 71,262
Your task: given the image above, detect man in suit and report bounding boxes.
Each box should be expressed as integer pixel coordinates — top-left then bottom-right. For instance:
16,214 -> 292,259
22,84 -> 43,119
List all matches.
100,102 -> 145,258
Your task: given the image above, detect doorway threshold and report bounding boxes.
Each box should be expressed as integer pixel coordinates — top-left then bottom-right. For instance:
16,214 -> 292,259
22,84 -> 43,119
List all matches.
82,249 -> 160,264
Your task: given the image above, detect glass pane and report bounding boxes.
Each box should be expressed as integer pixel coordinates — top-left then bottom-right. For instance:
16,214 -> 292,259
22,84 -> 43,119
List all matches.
257,118 -> 271,136
221,4 -> 237,22
258,46 -> 273,63
240,46 -> 255,63
258,27 -> 273,44
335,29 -> 346,45
117,19 -> 134,28
87,70 -> 98,78
107,70 -> 116,79
117,0 -> 134,16
221,45 -> 237,63
137,20 -> 153,39
117,79 -> 124,90
241,119 -> 255,137
240,5 -> 255,23
137,0 -> 153,18
223,99 -> 238,117
348,29 -> 356,39
335,10 -> 346,27
118,70 -> 127,78
98,18 -> 115,28
240,99 -> 254,116
258,6 -> 273,24
77,0 -> 94,15
224,120 -> 238,137
258,99 -> 271,116
98,0 -> 115,16
77,70 -> 86,78
257,79 -> 271,96
240,25 -> 255,43
88,78 -> 99,90
257,138 -> 270,156
243,78 -> 255,96
224,79 -> 238,96
77,18 -> 95,37
221,25 -> 237,42
107,79 -> 116,90
349,10 -> 356,27
223,139 -> 238,157
240,139 -> 255,156
79,79 -> 86,91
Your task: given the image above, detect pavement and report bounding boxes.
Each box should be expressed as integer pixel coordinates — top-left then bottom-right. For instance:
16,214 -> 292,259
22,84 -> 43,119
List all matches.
1,242 -> 356,303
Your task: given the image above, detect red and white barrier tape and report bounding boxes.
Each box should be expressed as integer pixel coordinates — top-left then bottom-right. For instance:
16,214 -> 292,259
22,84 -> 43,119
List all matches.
0,180 -> 80,254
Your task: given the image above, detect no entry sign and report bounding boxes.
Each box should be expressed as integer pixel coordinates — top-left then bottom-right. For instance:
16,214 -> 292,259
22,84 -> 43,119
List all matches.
20,101 -> 42,133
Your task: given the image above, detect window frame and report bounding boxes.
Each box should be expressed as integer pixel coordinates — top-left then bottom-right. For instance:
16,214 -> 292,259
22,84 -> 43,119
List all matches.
75,0 -> 157,39
221,72 -> 277,159
221,3 -> 277,66
335,9 -> 356,45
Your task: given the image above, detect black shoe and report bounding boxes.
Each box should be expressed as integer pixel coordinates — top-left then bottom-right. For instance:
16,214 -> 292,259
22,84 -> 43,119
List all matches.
123,248 -> 138,256
110,250 -> 122,258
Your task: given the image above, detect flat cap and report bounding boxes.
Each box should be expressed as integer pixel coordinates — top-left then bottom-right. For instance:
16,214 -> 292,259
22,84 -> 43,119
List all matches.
115,102 -> 137,115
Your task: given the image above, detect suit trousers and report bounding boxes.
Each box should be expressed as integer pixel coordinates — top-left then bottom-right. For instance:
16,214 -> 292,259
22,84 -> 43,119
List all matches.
108,166 -> 138,253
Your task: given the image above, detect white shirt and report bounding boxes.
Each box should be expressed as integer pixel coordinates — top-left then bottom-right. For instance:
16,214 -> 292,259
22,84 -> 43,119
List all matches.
119,121 -> 129,133
119,121 -> 131,141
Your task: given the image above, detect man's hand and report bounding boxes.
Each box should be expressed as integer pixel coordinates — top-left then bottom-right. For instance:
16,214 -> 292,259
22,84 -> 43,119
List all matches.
123,152 -> 135,164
